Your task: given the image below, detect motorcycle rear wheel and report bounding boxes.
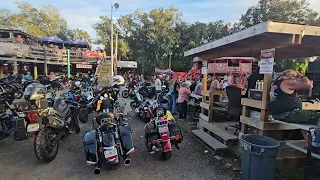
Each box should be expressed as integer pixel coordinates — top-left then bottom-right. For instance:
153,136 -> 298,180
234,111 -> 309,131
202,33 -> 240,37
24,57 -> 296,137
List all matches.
122,90 -> 129,98
34,128 -> 59,163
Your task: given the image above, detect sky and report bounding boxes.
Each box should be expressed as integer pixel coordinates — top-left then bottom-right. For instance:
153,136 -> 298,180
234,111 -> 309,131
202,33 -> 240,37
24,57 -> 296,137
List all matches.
2,0 -> 320,41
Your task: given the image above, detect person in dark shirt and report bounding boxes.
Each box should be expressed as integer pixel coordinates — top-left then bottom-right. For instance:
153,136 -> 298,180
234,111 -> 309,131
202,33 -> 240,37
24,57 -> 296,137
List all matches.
269,69 -> 319,147
190,79 -> 197,92
171,76 -> 180,115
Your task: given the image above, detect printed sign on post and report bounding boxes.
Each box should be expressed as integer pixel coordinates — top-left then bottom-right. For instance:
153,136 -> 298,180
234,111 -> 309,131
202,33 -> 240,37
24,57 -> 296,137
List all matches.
202,67 -> 207,74
259,48 -> 275,74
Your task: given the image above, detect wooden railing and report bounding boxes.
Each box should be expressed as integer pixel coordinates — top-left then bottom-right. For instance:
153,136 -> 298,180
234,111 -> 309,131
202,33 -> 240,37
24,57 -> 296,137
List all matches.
0,42 -> 103,63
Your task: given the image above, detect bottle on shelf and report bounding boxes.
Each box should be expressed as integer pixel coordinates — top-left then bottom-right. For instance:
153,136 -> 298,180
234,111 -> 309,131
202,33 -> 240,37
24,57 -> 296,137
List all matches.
255,80 -> 260,89
260,80 -> 264,90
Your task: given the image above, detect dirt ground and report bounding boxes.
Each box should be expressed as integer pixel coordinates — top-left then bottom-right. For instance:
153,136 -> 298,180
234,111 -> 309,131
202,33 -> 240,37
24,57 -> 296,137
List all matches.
0,98 -> 240,180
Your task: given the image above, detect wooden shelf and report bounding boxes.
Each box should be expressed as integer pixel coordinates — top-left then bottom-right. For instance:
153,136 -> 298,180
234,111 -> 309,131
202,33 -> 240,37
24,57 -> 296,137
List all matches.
199,113 -> 209,122
241,98 -> 267,109
240,116 -> 298,130
200,102 -> 209,110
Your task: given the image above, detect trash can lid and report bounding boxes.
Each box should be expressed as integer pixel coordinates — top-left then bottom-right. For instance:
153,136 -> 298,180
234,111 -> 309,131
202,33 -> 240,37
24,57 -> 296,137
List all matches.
241,134 -> 280,149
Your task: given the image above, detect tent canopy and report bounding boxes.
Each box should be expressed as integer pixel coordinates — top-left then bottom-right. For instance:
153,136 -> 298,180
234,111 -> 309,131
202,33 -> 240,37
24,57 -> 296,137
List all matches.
37,35 -> 63,44
64,39 -> 90,48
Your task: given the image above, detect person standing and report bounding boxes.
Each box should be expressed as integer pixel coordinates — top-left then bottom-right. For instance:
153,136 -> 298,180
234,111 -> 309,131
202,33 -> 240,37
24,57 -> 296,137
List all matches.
167,79 -> 175,113
172,77 -> 180,115
155,75 -> 162,93
177,82 -> 191,120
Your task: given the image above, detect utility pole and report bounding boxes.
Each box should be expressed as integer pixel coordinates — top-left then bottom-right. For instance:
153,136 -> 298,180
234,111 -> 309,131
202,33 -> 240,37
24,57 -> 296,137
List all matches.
115,30 -> 118,75
110,3 -> 119,76
110,4 -> 114,76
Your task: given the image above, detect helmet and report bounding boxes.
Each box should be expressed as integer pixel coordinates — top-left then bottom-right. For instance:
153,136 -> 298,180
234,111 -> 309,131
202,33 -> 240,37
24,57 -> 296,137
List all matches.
110,75 -> 125,87
74,81 -> 81,87
24,83 -> 46,100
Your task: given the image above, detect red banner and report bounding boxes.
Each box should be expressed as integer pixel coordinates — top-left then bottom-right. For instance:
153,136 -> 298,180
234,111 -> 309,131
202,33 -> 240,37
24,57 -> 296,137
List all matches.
83,52 -> 101,58
239,62 -> 252,73
76,64 -> 92,69
213,63 -> 228,73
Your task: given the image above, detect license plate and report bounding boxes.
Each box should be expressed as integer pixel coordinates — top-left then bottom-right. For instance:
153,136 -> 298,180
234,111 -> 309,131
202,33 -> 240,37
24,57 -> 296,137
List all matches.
158,126 -> 169,134
104,148 -> 118,159
27,123 -> 40,132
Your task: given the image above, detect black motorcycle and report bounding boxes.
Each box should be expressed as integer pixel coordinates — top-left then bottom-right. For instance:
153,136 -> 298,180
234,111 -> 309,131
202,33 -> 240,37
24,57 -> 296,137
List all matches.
84,112 -> 134,174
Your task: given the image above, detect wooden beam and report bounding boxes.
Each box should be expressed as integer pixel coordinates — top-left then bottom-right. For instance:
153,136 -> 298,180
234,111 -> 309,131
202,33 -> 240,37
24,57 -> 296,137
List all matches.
241,98 -> 267,109
198,34 -> 297,60
184,22 -> 268,57
268,21 -> 320,36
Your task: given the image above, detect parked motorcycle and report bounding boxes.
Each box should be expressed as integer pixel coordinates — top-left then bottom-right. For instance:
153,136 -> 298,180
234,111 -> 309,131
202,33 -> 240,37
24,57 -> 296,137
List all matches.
13,83 -> 81,163
130,88 -> 144,113
84,111 -> 134,174
62,91 -> 89,123
144,106 -> 183,160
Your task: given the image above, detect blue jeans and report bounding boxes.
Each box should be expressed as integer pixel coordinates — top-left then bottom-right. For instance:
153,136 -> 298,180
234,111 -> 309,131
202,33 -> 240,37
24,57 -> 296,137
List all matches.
171,94 -> 177,114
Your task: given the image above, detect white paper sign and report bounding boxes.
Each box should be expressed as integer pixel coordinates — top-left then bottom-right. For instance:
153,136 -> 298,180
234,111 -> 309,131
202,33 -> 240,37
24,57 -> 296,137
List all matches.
202,67 -> 207,74
259,58 -> 274,74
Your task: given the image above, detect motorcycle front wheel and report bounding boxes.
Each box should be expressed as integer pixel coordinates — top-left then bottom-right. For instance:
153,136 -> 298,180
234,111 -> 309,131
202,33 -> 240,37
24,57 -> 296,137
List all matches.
78,108 -> 89,123
122,90 -> 129,98
34,128 -> 59,163
163,151 -> 171,160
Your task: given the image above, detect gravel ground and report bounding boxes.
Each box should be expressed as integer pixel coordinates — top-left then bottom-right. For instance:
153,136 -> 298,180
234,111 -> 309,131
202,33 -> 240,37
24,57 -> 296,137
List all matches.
0,96 -> 240,180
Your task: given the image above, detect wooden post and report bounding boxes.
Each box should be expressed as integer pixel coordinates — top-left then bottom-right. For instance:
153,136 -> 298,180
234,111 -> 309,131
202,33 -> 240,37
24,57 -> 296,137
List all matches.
44,47 -> 48,76
33,65 -> 38,79
0,65 -> 3,78
202,60 -> 208,91
260,74 -> 272,121
13,61 -> 18,72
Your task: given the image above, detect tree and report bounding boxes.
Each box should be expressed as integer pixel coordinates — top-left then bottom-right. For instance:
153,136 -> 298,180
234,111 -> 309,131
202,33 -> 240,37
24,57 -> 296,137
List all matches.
236,0 -> 320,30
0,2 -> 67,37
235,0 -> 320,73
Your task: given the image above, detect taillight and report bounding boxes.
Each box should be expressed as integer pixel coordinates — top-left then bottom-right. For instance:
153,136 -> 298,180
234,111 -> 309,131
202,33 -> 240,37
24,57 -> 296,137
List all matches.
27,112 -> 37,121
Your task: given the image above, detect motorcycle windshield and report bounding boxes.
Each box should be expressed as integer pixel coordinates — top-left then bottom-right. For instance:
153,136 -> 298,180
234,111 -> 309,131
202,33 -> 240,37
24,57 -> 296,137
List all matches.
102,131 -> 116,147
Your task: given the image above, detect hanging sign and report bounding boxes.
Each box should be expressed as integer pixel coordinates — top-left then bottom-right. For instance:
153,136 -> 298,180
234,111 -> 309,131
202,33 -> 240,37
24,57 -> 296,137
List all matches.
259,48 -> 275,74
207,63 -> 214,73
202,60 -> 208,67
76,64 -> 92,69
201,67 -> 207,74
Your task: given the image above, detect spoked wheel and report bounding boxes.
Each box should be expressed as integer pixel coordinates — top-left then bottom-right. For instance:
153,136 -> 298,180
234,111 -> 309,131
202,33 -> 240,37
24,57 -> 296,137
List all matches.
122,90 -> 129,98
34,128 -> 59,163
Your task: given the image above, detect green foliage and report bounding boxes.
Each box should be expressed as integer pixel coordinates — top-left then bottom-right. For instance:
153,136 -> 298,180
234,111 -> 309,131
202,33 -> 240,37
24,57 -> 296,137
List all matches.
0,1 -> 91,42
235,0 -> 320,73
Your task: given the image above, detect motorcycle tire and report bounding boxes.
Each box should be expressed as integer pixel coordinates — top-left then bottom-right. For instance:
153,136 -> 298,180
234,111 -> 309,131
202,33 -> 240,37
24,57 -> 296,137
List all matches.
78,108 -> 89,123
130,102 -> 138,111
34,128 -> 59,163
122,90 -> 129,98
162,151 -> 171,160
75,124 -> 81,133
14,90 -> 24,99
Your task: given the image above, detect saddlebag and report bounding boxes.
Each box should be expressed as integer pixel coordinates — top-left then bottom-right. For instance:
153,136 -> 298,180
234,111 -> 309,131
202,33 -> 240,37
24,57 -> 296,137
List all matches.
13,117 -> 28,141
168,121 -> 183,143
83,128 -> 99,164
119,124 -> 134,155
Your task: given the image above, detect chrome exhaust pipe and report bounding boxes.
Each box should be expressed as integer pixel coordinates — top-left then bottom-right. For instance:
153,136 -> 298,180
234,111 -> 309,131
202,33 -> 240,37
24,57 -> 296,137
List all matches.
93,166 -> 101,175
123,157 -> 131,166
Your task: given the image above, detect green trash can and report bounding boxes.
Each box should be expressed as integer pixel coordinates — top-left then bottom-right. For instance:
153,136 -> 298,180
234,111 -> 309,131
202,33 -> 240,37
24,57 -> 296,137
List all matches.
240,135 -> 280,180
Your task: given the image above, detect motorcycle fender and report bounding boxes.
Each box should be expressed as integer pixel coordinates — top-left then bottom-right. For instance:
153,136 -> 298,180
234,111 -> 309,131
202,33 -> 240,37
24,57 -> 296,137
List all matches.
161,134 -> 172,152
83,128 -> 99,164
119,124 -> 134,155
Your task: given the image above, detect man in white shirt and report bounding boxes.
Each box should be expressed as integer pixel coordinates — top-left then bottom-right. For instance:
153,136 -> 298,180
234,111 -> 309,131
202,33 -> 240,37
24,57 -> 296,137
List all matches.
155,76 -> 162,91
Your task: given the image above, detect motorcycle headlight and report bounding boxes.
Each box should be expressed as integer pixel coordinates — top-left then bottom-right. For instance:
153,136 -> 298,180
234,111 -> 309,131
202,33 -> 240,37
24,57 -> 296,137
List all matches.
100,96 -> 104,100
143,107 -> 148,110
104,93 -> 108,98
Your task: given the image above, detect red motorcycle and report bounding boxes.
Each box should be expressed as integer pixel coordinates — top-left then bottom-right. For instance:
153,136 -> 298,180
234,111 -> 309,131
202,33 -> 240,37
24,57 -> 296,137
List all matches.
144,107 -> 183,160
